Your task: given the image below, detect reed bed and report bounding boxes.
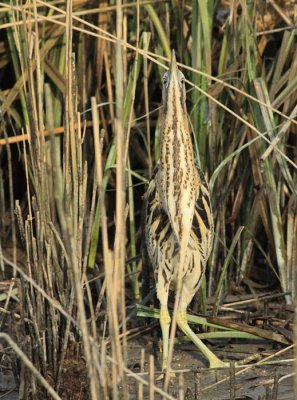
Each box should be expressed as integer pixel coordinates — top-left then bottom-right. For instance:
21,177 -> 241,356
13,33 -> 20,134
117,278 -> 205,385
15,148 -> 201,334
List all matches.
0,1 -> 296,399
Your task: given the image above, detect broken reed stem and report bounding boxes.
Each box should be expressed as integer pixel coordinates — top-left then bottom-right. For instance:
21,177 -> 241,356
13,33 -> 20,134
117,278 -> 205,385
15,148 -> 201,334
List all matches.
2,2 -> 297,399
1,256 -> 76,324
138,348 -> 145,400
229,361 -> 236,400
178,372 -> 184,400
195,370 -> 201,400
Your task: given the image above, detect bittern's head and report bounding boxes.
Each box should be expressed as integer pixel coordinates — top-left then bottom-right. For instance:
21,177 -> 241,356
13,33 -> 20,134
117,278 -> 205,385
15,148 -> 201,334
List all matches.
162,50 -> 187,115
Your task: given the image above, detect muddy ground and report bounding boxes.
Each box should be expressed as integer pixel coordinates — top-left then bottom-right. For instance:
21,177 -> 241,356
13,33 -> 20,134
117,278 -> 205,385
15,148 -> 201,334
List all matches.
124,335 -> 294,399
1,334 -> 293,399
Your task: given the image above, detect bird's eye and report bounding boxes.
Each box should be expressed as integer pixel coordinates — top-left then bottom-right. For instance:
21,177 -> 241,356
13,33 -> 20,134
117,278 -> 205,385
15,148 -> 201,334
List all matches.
180,77 -> 185,85
162,74 -> 168,85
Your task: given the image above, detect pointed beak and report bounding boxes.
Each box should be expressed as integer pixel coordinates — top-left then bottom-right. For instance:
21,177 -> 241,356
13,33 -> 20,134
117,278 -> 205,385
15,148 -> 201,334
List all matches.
169,49 -> 178,80
162,49 -> 186,117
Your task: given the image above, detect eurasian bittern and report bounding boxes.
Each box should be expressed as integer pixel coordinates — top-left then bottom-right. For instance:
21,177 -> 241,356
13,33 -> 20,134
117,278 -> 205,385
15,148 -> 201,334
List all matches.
143,50 -> 228,372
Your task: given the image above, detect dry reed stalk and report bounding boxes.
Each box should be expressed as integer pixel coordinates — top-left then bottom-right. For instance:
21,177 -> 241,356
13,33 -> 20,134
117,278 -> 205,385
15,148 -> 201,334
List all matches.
149,354 -> 155,400
203,344 -> 294,393
0,122 -> 93,146
178,372 -> 184,400
138,347 -> 145,399
295,303 -> 297,399
4,2 -> 297,132
0,333 -> 62,400
1,2 -> 296,398
64,3 -> 100,398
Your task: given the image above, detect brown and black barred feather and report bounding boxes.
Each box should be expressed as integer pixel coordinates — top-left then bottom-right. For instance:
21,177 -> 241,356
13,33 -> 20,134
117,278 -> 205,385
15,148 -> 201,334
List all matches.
141,50 -> 228,372
144,162 -> 213,298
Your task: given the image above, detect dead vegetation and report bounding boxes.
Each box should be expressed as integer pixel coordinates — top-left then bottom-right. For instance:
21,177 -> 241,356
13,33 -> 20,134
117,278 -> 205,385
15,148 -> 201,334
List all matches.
0,1 -> 296,399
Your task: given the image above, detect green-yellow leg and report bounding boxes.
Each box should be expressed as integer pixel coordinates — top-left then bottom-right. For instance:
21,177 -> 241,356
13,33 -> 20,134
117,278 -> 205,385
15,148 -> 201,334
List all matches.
160,306 -> 170,372
156,306 -> 176,380
176,310 -> 229,369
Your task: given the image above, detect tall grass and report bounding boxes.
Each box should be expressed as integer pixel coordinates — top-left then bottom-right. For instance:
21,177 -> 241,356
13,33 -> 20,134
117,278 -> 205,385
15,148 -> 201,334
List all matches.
0,1 -> 296,398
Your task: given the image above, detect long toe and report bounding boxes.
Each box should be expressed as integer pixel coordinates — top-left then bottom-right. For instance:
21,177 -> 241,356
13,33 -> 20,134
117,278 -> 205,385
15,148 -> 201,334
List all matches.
156,371 -> 176,381
209,359 -> 230,369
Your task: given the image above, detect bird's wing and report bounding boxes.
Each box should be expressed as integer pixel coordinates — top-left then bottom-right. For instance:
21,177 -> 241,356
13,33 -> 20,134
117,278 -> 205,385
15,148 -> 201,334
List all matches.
191,165 -> 214,264
141,164 -> 160,299
143,164 -> 172,273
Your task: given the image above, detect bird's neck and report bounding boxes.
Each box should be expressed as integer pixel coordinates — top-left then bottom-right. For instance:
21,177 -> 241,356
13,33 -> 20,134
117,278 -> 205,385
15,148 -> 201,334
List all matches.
160,110 -> 195,172
158,106 -> 197,243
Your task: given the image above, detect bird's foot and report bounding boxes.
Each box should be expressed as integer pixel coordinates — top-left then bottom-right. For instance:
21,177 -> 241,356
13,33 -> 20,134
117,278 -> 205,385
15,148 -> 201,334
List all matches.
156,370 -> 176,381
209,359 -> 230,369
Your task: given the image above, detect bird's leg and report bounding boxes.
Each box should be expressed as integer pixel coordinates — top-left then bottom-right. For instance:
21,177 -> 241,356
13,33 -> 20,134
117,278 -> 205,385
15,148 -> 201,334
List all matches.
159,305 -> 171,372
176,309 -> 229,369
156,304 -> 176,380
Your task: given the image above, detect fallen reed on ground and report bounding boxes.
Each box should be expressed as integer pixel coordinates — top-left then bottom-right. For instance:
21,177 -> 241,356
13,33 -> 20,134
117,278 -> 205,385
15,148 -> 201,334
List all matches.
0,1 -> 296,398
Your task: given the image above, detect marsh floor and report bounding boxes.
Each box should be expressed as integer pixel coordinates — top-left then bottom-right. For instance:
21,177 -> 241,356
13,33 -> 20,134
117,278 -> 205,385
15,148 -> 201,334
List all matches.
0,334 -> 294,399
125,335 -> 294,400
